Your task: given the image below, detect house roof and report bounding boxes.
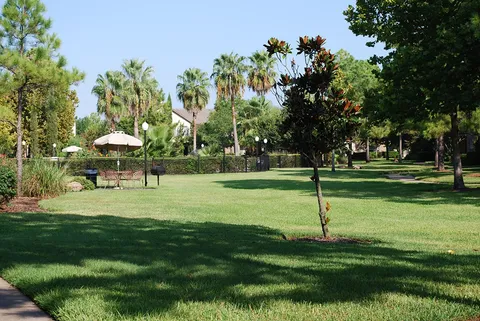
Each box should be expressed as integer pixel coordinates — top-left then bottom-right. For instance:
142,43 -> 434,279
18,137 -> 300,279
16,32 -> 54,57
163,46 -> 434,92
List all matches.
173,108 -> 212,124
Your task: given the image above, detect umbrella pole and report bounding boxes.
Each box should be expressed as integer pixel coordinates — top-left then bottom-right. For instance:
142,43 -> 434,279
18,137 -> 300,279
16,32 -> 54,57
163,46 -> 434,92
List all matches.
117,146 -> 120,187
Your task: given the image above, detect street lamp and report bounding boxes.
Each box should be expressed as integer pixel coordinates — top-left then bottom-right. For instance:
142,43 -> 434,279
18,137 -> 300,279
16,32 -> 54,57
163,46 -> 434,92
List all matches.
52,143 -> 56,157
201,143 -> 204,148
142,122 -> 149,187
263,138 -> 268,153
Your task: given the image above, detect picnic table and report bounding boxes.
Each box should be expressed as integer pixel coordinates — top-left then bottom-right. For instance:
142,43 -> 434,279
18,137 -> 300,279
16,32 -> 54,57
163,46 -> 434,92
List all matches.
100,170 -> 143,188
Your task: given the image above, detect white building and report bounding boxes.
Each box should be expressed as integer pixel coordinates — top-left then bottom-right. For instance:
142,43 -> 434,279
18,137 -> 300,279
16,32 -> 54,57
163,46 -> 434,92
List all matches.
172,109 -> 212,136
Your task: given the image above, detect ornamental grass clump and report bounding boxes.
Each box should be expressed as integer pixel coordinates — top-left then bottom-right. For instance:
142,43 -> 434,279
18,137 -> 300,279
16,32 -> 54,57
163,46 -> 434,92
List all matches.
23,159 -> 67,198
0,166 -> 16,205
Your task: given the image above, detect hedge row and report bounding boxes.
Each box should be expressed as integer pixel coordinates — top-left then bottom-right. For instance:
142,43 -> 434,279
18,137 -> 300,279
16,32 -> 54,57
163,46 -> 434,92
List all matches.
59,155 -> 302,176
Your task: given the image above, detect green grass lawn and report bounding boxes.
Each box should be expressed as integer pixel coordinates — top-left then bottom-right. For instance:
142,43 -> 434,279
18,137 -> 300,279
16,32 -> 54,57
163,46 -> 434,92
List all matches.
0,161 -> 479,320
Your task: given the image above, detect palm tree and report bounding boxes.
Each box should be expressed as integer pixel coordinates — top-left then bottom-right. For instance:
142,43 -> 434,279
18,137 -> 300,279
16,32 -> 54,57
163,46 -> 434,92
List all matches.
247,51 -> 277,96
92,71 -> 125,131
176,68 -> 210,152
211,53 -> 247,156
121,59 -> 158,138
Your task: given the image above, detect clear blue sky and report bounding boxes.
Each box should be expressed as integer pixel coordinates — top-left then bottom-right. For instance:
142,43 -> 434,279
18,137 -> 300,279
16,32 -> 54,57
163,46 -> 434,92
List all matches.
41,0 -> 382,118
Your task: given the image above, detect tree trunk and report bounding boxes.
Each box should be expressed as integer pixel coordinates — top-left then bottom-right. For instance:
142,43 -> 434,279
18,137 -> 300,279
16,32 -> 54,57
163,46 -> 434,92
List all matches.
347,141 -> 353,168
110,118 -> 116,132
438,135 -> 445,171
133,113 -> 139,138
313,158 -> 330,238
398,134 -> 403,163
192,112 -> 197,152
231,95 -> 240,156
16,88 -> 24,197
435,138 -> 439,168
366,137 -> 370,163
331,150 -> 336,172
319,153 -> 324,167
450,112 -> 465,190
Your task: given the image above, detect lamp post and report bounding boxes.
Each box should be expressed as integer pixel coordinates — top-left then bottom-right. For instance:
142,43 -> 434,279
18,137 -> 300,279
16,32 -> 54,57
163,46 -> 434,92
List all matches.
263,138 -> 268,153
52,143 -> 56,157
142,122 -> 149,187
255,136 -> 260,171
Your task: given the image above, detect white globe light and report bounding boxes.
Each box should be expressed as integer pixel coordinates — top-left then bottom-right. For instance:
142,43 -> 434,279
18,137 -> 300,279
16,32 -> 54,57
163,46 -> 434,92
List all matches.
255,136 -> 259,142
201,144 -> 204,148
53,143 -> 56,148
263,139 -> 268,144
142,122 -> 149,131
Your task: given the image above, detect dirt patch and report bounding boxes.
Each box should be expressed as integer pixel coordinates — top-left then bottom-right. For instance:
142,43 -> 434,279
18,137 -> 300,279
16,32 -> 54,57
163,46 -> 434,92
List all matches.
284,235 -> 372,244
0,197 -> 45,213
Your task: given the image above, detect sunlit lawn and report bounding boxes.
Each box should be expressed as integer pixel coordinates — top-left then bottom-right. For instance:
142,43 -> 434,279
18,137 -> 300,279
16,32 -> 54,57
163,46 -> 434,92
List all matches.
0,161 -> 479,320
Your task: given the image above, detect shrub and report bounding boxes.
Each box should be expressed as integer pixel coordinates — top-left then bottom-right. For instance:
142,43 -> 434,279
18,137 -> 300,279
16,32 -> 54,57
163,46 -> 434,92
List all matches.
0,166 -> 16,204
70,177 -> 95,190
23,159 -> 67,198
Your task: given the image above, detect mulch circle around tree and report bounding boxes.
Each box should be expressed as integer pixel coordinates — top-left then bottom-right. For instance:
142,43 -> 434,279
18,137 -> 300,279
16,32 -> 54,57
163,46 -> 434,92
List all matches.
283,234 -> 372,244
0,197 -> 45,213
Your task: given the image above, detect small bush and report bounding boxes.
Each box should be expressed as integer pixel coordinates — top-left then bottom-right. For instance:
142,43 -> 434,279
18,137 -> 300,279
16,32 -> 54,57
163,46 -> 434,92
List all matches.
23,159 -> 67,198
70,177 -> 95,190
0,166 -> 16,204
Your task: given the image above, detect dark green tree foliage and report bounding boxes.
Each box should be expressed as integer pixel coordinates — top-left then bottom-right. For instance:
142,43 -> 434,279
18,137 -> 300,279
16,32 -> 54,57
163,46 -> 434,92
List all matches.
75,113 -> 109,149
345,0 -> 480,190
265,36 -> 361,237
0,0 -> 84,195
29,108 -> 39,157
45,106 -> 58,156
198,99 -> 235,155
237,96 -> 282,152
0,165 -> 16,204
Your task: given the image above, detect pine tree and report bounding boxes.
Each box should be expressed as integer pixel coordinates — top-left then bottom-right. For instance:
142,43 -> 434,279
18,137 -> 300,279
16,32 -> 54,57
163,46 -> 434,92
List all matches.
0,0 -> 84,195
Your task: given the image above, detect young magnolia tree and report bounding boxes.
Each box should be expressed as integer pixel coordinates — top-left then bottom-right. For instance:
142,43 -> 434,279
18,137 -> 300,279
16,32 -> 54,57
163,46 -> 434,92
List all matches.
265,36 -> 360,238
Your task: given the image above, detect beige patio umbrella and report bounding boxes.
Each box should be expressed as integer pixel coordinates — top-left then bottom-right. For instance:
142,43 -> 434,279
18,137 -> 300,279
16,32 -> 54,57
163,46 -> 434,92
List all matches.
62,145 -> 83,153
93,131 -> 143,173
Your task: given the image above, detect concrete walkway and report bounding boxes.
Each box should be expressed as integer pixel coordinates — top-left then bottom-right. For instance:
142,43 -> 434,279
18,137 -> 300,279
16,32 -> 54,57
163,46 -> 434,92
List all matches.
0,278 -> 52,321
386,174 -> 433,184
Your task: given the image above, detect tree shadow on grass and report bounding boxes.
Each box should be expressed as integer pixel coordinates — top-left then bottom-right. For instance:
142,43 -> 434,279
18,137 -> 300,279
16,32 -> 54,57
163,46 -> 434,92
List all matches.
0,213 -> 478,319
218,170 -> 480,207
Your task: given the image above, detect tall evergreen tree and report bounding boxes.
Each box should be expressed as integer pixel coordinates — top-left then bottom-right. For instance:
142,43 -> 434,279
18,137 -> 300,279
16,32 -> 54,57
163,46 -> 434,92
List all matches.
121,59 -> 158,138
247,50 -> 277,96
346,0 -> 480,190
92,71 -> 125,131
176,68 -> 210,152
212,53 -> 247,156
0,0 -> 84,195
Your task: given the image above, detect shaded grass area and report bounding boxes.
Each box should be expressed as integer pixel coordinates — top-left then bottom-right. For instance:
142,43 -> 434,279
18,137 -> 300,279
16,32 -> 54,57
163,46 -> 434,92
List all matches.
0,214 -> 479,321
0,161 -> 479,320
